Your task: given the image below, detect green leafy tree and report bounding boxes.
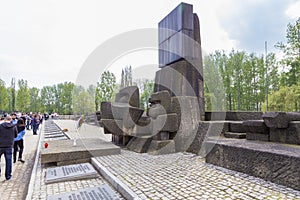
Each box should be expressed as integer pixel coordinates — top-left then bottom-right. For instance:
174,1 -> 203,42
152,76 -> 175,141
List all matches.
138,79 -> 154,110
8,77 -> 16,112
28,87 -> 41,112
60,82 -> 74,114
40,86 -> 56,113
120,66 -> 132,89
276,18 -> 300,86
73,90 -> 95,115
95,71 -> 116,110
203,53 -> 225,111
0,79 -> 8,111
16,79 -> 30,112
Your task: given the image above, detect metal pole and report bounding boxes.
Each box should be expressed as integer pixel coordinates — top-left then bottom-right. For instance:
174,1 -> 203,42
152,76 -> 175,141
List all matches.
265,41 -> 268,111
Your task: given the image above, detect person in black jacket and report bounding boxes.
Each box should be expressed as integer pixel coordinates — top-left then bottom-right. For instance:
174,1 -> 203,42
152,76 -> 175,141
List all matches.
0,115 -> 18,180
13,118 -> 26,163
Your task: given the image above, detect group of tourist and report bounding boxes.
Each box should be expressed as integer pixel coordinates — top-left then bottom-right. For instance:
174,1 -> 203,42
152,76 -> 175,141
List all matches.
0,112 -> 44,181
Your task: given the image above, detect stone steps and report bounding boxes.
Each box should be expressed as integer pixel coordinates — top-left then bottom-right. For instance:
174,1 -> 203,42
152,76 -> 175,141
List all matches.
224,132 -> 246,139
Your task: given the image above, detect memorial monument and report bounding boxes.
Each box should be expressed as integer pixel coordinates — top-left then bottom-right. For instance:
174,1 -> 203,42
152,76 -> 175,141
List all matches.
100,2 -> 205,154
98,2 -> 300,191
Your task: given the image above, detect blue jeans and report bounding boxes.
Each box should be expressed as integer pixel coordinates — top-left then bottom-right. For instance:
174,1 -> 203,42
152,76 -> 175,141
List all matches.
0,148 -> 13,180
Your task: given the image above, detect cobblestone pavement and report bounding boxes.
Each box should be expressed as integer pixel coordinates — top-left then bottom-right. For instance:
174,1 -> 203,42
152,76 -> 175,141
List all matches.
0,127 -> 40,200
30,120 -> 124,200
96,150 -> 300,200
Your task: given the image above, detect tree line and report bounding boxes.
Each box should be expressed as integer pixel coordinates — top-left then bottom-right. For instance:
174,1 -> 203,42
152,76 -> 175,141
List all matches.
204,18 -> 300,112
0,66 -> 154,115
1,18 -> 298,114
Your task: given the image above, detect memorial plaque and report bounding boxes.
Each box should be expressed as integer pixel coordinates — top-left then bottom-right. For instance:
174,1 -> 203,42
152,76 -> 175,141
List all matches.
44,131 -> 63,134
44,137 -> 68,141
47,185 -> 121,200
45,163 -> 98,184
44,133 -> 66,138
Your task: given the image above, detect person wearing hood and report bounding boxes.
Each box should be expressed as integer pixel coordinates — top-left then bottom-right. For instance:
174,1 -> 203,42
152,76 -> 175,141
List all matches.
0,115 -> 18,180
13,118 -> 26,163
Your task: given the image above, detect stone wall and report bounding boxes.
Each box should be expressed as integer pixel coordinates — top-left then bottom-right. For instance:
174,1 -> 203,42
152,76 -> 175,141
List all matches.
205,138 -> 300,191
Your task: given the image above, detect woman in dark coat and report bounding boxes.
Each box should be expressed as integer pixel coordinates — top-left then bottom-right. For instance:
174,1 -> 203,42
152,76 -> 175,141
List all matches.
13,118 -> 26,163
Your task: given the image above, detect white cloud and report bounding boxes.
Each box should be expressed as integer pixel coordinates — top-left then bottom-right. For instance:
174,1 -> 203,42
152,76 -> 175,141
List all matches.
285,0 -> 300,19
0,0 -> 266,87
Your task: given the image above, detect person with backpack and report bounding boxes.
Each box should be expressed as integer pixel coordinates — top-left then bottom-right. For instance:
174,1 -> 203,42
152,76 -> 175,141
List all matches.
0,115 -> 18,180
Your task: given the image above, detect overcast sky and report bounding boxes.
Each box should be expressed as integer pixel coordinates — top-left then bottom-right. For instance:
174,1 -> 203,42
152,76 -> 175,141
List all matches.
0,0 -> 299,88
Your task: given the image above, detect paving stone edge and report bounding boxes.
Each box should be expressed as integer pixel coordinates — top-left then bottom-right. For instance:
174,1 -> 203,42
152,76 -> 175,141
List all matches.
91,157 -> 141,200
25,123 -> 44,200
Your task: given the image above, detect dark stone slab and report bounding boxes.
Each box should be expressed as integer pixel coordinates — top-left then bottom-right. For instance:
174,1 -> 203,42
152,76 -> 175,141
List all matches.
126,137 -> 152,153
100,102 -> 113,119
152,113 -> 178,134
158,3 -> 194,66
41,138 -> 120,165
205,111 -> 263,121
149,90 -> 171,113
205,138 -> 300,191
101,119 -> 123,135
246,132 -> 269,142
224,132 -> 246,139
155,60 -> 203,98
170,97 -> 201,152
270,122 -> 300,145
287,122 -> 300,145
187,121 -> 229,155
263,112 -> 289,128
115,86 -> 139,108
148,104 -> 167,119
243,120 -> 268,134
147,140 -> 175,154
47,185 -> 121,200
45,163 -> 98,184
229,121 -> 246,133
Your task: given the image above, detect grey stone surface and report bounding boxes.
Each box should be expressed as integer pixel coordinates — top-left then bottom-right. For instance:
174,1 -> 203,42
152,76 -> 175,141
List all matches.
147,140 -> 176,155
187,121 -> 228,155
171,97 -> 201,152
243,120 -> 269,134
47,185 -> 121,200
158,3 -> 194,66
155,60 -> 203,99
100,102 -> 113,119
147,104 -> 167,119
126,137 -> 152,153
270,122 -> 300,145
115,86 -> 139,108
229,121 -> 246,133
149,90 -> 171,113
101,119 -> 123,135
205,138 -> 300,191
263,112 -> 289,128
41,138 -> 120,164
45,163 -> 98,184
246,132 -> 269,141
95,150 -> 300,199
287,121 -> 300,144
224,132 -> 246,139
205,111 -> 263,121
152,113 -> 178,134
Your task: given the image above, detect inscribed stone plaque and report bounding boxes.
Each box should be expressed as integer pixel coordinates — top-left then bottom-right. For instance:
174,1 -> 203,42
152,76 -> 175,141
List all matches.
44,131 -> 63,135
47,185 -> 121,200
44,137 -> 68,141
45,163 -> 98,184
